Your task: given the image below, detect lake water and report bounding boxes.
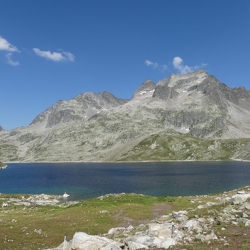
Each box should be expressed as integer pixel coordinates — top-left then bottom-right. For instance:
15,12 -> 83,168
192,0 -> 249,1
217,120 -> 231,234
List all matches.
1,161 -> 250,200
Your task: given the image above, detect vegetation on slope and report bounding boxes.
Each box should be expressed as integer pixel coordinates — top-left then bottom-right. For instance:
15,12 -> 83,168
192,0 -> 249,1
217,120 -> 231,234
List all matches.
116,133 -> 250,162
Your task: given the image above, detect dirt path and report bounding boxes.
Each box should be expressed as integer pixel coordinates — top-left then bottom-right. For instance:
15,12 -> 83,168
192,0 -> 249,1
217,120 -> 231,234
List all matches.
112,203 -> 173,227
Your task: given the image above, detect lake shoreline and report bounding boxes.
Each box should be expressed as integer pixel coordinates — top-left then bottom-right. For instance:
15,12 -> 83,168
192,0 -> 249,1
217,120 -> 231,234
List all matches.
5,158 -> 250,164
1,184 -> 250,204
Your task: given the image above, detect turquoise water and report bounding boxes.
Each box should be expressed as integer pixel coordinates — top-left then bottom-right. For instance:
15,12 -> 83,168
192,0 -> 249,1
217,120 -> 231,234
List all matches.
1,161 -> 250,200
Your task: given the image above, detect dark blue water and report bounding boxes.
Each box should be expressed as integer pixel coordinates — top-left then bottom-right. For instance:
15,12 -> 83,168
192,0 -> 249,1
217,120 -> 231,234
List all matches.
0,162 -> 250,200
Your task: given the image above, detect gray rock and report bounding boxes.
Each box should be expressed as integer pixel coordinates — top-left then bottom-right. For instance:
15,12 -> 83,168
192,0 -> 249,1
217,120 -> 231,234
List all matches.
185,219 -> 200,231
196,232 -> 218,242
70,232 -> 118,250
108,227 -> 126,235
132,79 -> 155,100
2,70 -> 250,162
160,238 -> 176,248
230,193 -> 250,204
125,235 -> 152,246
244,203 -> 250,210
126,241 -> 148,250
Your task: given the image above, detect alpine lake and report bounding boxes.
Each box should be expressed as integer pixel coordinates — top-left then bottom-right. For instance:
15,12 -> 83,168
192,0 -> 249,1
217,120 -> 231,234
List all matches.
1,161 -> 250,200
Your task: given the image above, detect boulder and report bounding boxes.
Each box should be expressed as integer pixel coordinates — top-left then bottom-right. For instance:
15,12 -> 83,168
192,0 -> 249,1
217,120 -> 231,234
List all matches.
108,227 -> 126,235
125,235 -> 151,246
244,203 -> 250,210
244,219 -> 250,227
126,241 -> 148,250
185,219 -> 200,231
70,232 -> 119,250
157,228 -> 172,239
160,238 -> 176,248
230,193 -> 250,204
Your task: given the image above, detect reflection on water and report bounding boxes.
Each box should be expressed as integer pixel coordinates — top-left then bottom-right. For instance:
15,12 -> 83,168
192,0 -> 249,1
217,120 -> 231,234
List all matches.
0,161 -> 250,200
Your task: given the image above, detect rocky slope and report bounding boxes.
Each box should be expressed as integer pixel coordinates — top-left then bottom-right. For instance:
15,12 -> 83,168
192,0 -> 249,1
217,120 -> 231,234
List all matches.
30,91 -> 128,129
1,70 -> 250,162
49,188 -> 250,250
2,187 -> 250,249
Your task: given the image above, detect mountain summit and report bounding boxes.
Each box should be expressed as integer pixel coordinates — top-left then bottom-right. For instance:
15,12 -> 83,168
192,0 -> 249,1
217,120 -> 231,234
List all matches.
30,91 -> 128,128
1,70 -> 250,162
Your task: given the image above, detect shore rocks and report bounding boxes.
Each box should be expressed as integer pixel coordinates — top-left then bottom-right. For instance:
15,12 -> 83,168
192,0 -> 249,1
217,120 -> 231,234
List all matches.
47,186 -> 250,250
0,193 -> 79,207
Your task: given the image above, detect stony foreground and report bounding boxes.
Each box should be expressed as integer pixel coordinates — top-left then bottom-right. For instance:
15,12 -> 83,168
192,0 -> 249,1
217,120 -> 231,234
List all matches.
47,187 -> 250,250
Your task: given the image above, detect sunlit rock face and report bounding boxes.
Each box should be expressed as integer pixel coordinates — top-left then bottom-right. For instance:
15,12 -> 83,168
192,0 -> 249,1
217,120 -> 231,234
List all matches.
1,70 -> 250,162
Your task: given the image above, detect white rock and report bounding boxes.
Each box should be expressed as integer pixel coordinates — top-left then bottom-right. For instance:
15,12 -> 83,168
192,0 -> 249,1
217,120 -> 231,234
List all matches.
157,228 -> 172,239
172,210 -> 188,218
148,223 -> 162,232
230,193 -> 250,204
245,203 -> 250,210
126,241 -> 148,250
197,205 -> 205,209
108,227 -> 126,235
2,202 -> 8,207
237,190 -> 246,194
185,219 -> 199,231
173,229 -> 184,239
99,210 -> 108,214
100,242 -> 123,250
245,220 -> 250,227
160,238 -> 176,248
242,212 -> 249,218
152,237 -> 163,247
205,233 -> 218,241
127,225 -> 134,231
125,236 -> 151,246
71,232 -> 116,250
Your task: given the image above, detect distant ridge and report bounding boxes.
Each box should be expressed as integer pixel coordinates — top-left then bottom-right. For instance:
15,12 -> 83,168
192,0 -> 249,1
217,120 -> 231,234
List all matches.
1,70 -> 250,162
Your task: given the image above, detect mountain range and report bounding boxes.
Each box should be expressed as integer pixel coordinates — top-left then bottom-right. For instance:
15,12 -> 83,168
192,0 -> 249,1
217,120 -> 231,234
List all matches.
1,70 -> 250,162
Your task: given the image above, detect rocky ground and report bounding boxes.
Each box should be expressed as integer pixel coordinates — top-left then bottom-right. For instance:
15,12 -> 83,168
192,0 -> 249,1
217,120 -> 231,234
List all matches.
46,187 -> 250,250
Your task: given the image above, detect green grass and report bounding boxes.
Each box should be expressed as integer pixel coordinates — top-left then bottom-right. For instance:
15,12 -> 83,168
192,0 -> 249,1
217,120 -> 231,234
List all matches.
0,192 -> 210,249
118,133 -> 250,162
1,188 -> 250,250
0,193 -> 178,250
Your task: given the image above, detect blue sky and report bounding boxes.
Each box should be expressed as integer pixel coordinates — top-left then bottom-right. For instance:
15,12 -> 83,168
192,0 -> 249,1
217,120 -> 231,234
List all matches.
1,0 -> 250,130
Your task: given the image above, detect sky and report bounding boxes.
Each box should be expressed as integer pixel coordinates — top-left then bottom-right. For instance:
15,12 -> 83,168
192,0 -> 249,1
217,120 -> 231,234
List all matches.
1,0 -> 250,130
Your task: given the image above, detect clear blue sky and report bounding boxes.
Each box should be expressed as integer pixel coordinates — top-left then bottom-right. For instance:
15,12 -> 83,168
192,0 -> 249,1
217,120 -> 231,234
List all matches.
1,0 -> 250,130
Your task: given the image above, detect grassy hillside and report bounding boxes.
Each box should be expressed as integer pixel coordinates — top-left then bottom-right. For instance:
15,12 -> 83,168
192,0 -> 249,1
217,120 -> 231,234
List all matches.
113,133 -> 250,162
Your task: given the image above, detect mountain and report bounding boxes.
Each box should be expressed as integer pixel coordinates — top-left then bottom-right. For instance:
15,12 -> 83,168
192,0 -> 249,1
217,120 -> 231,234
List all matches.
1,70 -> 250,162
30,91 -> 128,128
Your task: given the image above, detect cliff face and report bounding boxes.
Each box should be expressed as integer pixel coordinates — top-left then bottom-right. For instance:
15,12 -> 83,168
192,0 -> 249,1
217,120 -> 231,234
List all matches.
1,70 -> 250,162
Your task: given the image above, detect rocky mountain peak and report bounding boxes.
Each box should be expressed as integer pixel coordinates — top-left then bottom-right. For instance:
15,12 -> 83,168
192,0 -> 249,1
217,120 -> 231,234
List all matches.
152,70 -> 209,100
75,91 -> 127,108
2,70 -> 250,163
132,79 -> 155,100
30,91 -> 128,128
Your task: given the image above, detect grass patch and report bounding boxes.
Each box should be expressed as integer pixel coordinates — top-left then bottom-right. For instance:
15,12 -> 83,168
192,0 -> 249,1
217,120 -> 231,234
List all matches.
1,188 -> 250,250
0,193 -> 178,249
